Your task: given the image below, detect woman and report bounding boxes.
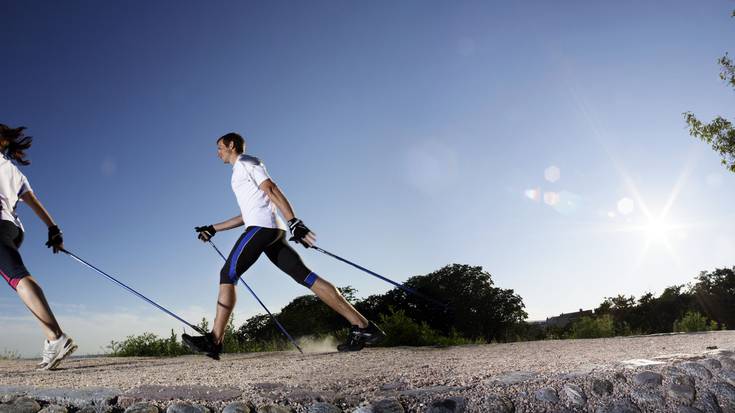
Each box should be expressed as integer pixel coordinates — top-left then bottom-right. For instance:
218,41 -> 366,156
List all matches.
0,124 -> 76,370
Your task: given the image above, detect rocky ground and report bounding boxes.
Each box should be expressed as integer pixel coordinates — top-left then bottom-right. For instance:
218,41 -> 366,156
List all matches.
1,331 -> 735,412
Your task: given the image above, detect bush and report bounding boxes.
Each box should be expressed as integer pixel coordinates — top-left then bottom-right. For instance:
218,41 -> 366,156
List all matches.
673,311 -> 713,332
0,349 -> 19,360
108,330 -> 190,357
569,315 -> 615,339
377,308 -> 479,347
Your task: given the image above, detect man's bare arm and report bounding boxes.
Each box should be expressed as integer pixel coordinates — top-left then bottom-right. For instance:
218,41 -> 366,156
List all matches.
259,179 -> 296,222
259,179 -> 316,247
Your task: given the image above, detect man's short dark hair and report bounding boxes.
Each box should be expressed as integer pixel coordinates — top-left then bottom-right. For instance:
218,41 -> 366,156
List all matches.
218,132 -> 245,154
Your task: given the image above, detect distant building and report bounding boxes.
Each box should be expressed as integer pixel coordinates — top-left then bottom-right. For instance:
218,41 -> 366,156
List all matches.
542,309 -> 594,329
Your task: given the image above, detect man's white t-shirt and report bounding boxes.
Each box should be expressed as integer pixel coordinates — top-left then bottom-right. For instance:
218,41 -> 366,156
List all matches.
0,155 -> 32,231
231,154 -> 287,230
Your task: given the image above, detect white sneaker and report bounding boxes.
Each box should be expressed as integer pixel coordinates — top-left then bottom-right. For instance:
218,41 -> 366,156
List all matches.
36,334 -> 77,371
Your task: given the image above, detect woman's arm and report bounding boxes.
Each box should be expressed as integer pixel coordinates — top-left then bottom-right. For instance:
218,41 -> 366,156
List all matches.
20,191 -> 57,227
20,191 -> 64,252
213,215 -> 244,232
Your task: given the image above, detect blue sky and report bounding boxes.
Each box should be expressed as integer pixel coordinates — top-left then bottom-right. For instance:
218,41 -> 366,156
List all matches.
2,0 -> 734,356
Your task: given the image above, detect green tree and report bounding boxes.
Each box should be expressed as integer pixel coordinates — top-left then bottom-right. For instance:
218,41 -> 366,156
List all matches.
690,267 -> 735,328
222,314 -> 242,353
357,264 -> 527,342
236,286 -> 358,348
236,314 -> 280,344
569,315 -> 615,339
685,10 -> 735,172
108,332 -> 189,357
595,295 -> 636,335
673,311 -> 713,332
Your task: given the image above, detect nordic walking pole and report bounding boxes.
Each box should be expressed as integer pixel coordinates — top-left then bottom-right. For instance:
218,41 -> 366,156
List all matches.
61,248 -> 208,335
310,246 -> 448,309
207,241 -> 304,354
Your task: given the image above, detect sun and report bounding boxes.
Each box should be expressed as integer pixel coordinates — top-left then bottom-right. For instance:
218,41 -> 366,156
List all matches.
644,218 -> 671,243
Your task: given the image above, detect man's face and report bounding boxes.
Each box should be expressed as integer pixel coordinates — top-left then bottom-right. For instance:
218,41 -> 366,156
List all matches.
217,140 -> 234,163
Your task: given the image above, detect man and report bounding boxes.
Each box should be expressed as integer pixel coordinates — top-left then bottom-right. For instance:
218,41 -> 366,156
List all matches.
183,132 -> 384,359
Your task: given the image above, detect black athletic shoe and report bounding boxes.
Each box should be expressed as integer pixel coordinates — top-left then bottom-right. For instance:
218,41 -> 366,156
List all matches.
337,321 -> 386,352
182,333 -> 222,360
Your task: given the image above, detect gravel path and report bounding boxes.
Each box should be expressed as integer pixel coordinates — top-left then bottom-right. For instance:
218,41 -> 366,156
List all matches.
1,331 -> 734,412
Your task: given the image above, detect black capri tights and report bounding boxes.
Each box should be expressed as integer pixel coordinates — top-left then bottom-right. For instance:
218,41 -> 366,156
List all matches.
220,226 -> 318,288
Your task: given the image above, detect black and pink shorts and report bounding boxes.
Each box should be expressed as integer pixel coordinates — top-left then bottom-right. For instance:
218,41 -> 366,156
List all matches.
0,220 -> 30,290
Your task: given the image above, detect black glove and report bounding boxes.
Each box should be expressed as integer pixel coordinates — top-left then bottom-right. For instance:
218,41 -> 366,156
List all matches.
288,218 -> 312,248
195,225 -> 216,242
45,225 -> 63,253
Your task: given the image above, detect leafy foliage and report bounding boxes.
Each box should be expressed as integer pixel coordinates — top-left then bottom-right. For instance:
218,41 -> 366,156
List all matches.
673,311 -> 715,333
684,11 -> 735,172
569,315 -> 615,339
108,330 -> 190,357
106,264 -> 735,357
549,267 -> 735,339
0,349 -> 20,360
356,264 -> 527,342
376,308 -> 481,347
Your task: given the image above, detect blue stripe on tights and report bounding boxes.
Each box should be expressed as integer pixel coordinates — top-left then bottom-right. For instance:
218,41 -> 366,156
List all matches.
304,272 -> 318,287
228,227 -> 261,281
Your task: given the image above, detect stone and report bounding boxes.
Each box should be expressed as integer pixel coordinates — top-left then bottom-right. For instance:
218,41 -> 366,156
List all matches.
668,383 -> 696,404
0,398 -> 41,413
28,388 -> 120,408
123,386 -> 241,403
674,374 -> 696,387
693,392 -> 723,413
681,362 -> 714,380
124,404 -> 159,413
379,383 -> 406,392
370,399 -> 403,413
592,379 -> 614,397
722,370 -> 735,387
77,407 -> 112,413
255,407 -> 292,413
562,383 -> 587,406
476,394 -> 513,413
15,399 -> 41,413
222,402 -> 252,413
534,388 -> 559,404
703,359 -> 723,371
631,389 -> 665,409
712,382 -> 735,413
307,404 -> 341,413
595,400 -> 642,413
721,358 -> 735,371
678,407 -> 704,413
633,371 -> 663,387
426,397 -> 467,413
284,390 -> 325,404
0,388 -> 32,403
166,403 -> 209,413
665,366 -> 688,376
332,395 -> 360,408
38,406 -> 67,413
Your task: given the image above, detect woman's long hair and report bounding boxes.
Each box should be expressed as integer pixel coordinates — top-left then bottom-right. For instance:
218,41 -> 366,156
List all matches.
0,124 -> 32,165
